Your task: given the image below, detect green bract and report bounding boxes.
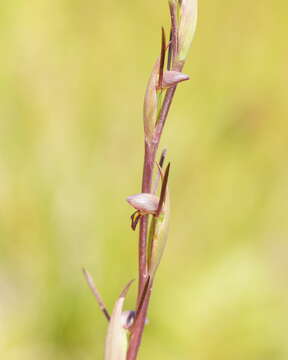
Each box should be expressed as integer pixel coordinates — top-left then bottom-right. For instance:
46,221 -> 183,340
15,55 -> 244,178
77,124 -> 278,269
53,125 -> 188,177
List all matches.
148,190 -> 170,279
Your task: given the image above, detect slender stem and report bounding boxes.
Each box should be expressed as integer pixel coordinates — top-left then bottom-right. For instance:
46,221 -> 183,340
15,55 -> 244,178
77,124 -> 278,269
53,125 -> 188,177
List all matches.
155,62 -> 183,139
154,87 -> 177,140
127,282 -> 152,360
142,141 -> 156,193
137,141 -> 156,302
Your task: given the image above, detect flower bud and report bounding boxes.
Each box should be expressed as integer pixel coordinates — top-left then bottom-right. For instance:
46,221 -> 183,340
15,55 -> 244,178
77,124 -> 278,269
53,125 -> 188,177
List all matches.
177,0 -> 198,62
126,193 -> 160,215
161,70 -> 189,89
143,59 -> 160,143
105,280 -> 133,360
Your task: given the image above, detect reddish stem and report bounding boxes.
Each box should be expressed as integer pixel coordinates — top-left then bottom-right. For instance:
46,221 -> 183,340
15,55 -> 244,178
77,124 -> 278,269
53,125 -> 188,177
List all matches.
127,283 -> 152,360
137,141 -> 156,302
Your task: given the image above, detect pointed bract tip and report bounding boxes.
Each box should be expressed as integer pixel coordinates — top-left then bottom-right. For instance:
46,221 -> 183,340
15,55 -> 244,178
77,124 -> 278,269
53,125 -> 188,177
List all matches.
159,148 -> 167,168
119,279 -> 135,299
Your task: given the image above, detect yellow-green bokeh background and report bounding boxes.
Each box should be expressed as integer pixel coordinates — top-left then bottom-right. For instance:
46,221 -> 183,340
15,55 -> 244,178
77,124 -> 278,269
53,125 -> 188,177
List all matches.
1,1 -> 288,359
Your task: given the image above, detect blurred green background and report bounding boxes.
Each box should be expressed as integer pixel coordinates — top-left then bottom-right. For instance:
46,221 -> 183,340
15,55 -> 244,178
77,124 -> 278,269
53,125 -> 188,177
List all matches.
1,0 -> 288,359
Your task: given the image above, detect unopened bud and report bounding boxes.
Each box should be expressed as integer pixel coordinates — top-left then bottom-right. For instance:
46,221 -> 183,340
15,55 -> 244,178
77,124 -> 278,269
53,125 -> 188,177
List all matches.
126,193 -> 159,215
143,59 -> 160,143
161,70 -> 189,89
177,0 -> 198,62
104,281 -> 133,360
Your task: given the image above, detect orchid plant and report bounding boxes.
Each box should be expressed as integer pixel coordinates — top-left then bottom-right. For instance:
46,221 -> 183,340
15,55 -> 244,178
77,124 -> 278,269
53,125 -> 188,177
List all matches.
84,1 -> 197,359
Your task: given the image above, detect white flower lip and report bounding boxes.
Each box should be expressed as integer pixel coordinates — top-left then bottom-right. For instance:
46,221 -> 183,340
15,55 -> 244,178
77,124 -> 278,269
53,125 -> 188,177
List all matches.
126,193 -> 160,214
161,70 -> 189,89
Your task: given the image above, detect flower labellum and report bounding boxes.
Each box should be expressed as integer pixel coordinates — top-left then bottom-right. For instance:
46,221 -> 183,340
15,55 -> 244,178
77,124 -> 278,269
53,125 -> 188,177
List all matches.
161,70 -> 189,89
127,193 -> 160,215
